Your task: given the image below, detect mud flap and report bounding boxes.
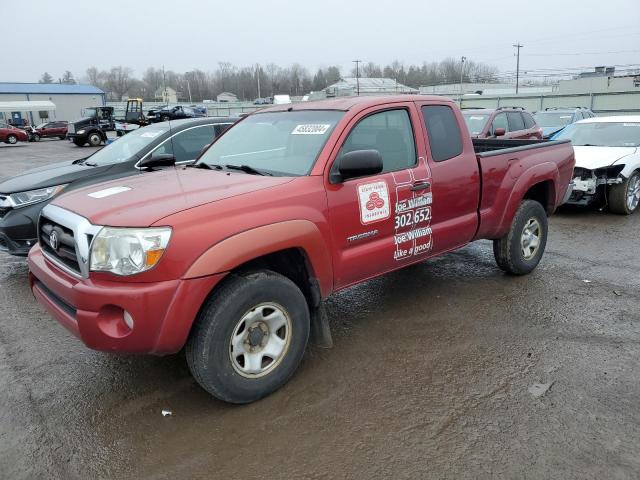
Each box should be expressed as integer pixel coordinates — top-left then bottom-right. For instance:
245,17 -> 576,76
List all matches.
310,303 -> 333,349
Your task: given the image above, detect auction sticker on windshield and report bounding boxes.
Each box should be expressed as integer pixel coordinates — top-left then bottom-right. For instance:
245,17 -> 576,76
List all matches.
357,181 -> 390,224
291,124 -> 331,135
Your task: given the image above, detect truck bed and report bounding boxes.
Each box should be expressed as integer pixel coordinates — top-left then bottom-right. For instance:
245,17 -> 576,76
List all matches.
473,138 -> 575,240
473,138 -> 571,155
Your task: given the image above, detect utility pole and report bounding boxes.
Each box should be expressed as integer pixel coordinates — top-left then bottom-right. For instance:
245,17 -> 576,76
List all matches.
459,56 -> 466,105
162,65 -> 167,103
186,72 -> 192,103
513,43 -> 523,94
256,64 -> 261,99
353,59 -> 362,96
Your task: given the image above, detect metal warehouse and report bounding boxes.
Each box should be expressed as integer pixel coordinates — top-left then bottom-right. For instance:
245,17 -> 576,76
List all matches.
0,83 -> 105,126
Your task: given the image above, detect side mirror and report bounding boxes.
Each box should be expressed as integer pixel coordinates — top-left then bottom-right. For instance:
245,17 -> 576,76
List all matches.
494,127 -> 506,137
333,149 -> 383,182
138,153 -> 176,170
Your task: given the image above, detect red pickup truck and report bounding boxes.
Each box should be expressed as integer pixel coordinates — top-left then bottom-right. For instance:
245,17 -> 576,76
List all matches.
28,96 -> 574,403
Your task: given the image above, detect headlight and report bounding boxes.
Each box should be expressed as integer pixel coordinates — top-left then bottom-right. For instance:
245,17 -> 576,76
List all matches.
77,129 -> 86,134
90,227 -> 172,276
8,185 -> 66,208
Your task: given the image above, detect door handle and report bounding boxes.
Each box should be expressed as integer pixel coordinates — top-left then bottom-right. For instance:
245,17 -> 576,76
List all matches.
410,181 -> 431,192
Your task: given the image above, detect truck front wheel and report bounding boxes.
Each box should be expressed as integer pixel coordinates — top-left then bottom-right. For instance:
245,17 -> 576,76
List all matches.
186,270 -> 310,404
493,200 -> 548,275
88,132 -> 102,147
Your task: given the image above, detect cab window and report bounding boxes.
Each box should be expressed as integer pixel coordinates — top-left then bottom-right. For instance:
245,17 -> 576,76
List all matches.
338,109 -> 417,173
421,105 -> 463,162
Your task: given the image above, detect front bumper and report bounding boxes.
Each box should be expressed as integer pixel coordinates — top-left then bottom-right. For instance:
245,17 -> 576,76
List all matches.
28,245 -> 226,354
0,202 -> 42,255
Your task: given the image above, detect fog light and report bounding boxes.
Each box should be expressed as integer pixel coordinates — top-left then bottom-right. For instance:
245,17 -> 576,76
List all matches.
123,311 -> 134,330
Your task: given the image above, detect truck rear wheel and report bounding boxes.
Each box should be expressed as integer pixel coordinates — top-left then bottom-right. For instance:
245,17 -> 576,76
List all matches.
608,171 -> 640,215
186,270 -> 310,404
493,200 -> 548,275
88,132 -> 102,147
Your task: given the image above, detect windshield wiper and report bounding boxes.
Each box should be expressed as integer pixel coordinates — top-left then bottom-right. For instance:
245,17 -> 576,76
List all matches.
188,162 -> 223,170
225,164 -> 272,176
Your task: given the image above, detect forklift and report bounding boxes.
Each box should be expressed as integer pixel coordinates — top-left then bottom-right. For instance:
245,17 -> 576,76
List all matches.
115,98 -> 151,136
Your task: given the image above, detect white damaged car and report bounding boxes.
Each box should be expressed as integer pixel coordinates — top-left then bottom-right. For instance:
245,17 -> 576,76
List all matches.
555,116 -> 640,214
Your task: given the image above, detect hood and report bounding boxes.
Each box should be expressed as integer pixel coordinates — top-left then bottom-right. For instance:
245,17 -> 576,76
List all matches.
573,146 -> 637,170
542,126 -> 564,137
52,167 -> 294,227
0,160 -> 98,194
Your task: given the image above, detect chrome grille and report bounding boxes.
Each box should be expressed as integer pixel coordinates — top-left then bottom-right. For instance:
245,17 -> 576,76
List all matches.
38,205 -> 102,278
39,216 -> 80,275
67,123 -> 75,134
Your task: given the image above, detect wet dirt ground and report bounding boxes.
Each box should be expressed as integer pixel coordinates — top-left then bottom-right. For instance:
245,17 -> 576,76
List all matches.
1,140 -> 639,479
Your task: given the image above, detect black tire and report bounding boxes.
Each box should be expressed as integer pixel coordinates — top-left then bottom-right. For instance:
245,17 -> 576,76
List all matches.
493,200 -> 548,275
161,115 -> 170,122
58,136 -> 65,140
87,132 -> 102,147
608,171 -> 640,215
6,134 -> 17,145
73,138 -> 85,147
186,270 -> 310,404
34,134 -> 41,142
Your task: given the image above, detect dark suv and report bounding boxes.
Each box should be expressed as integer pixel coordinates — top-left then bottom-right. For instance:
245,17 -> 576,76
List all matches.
462,107 -> 542,139
533,107 -> 596,138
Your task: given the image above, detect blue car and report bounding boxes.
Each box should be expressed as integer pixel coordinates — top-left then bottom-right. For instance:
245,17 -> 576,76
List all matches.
533,107 -> 596,139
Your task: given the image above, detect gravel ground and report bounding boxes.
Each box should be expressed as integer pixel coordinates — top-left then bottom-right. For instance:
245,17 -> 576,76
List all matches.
0,139 -> 638,479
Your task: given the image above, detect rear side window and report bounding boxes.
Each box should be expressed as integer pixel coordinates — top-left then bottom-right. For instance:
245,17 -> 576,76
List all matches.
339,109 -> 417,173
507,112 -> 525,131
421,105 -> 463,162
522,113 -> 536,129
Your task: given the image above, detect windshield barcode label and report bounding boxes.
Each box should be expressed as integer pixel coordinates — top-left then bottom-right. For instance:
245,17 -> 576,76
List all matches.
291,124 -> 331,135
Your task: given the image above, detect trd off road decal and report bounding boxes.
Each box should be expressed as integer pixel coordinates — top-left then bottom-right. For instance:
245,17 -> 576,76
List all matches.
392,167 -> 433,261
357,181 -> 391,224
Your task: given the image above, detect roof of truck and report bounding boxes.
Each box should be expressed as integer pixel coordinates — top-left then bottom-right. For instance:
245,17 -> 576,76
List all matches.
259,95 -> 452,112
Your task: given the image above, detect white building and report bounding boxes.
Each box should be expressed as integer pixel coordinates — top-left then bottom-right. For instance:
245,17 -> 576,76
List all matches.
154,86 -> 178,103
419,82 -> 554,96
0,83 -> 105,124
325,77 -> 418,97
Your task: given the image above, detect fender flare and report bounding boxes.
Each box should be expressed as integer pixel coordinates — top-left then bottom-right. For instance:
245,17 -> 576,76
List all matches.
496,162 -> 559,237
183,219 -> 333,297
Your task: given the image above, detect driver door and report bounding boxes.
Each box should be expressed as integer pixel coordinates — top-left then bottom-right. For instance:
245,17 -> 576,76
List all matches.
325,105 -> 432,289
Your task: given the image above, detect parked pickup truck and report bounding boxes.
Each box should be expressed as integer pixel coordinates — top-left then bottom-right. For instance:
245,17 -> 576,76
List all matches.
27,96 -> 575,404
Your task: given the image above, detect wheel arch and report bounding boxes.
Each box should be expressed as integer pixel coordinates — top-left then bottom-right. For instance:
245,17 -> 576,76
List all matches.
183,220 -> 333,300
495,163 -> 559,238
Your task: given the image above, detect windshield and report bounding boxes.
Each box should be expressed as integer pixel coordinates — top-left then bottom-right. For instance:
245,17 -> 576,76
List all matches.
555,122 -> 640,147
462,114 -> 490,135
198,110 -> 344,176
533,112 -> 575,128
83,108 -> 97,118
84,124 -> 170,165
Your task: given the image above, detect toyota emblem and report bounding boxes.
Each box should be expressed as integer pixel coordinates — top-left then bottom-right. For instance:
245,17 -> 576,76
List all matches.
50,230 -> 59,251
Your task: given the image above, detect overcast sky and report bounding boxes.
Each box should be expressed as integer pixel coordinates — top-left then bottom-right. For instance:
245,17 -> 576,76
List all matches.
4,0 -> 640,82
